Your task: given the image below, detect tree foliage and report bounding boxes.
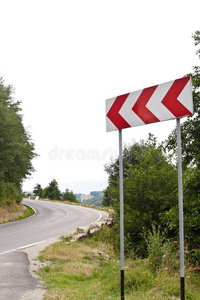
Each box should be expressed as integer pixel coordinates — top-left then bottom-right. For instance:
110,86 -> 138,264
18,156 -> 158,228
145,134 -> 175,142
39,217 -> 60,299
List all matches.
46,179 -> 62,200
34,180 -> 78,202
33,183 -> 43,197
0,78 -> 36,206
165,167 -> 200,247
62,188 -> 78,203
166,31 -> 200,168
103,135 -> 178,255
164,31 -> 200,263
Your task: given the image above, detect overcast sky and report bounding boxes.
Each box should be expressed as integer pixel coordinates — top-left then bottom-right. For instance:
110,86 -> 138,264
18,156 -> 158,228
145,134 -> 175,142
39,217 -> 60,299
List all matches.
1,0 -> 199,194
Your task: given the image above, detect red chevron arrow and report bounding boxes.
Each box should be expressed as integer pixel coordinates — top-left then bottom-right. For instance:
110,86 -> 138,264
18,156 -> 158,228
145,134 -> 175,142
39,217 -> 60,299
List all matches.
106,76 -> 193,132
106,93 -> 131,130
161,77 -> 192,118
132,85 -> 160,124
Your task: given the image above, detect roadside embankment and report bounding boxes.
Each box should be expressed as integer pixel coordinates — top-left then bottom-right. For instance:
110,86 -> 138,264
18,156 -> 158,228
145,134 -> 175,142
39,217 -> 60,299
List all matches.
0,203 -> 34,224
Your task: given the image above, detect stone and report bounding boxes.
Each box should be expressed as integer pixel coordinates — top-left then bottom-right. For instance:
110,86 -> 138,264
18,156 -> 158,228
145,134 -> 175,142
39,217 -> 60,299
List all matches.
77,227 -> 90,235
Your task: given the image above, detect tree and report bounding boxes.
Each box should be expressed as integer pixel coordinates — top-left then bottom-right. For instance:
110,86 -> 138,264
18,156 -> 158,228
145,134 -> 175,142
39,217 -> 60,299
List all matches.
47,179 -> 61,200
33,184 -> 43,197
163,31 -> 200,265
164,166 -> 200,264
166,31 -> 200,168
103,135 -> 178,255
102,188 -> 113,206
103,136 -> 148,207
62,188 -> 78,203
41,187 -> 49,199
0,78 -> 36,205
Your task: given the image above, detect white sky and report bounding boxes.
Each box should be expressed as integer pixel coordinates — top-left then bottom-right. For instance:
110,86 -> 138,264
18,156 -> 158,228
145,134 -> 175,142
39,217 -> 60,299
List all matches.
0,0 -> 199,194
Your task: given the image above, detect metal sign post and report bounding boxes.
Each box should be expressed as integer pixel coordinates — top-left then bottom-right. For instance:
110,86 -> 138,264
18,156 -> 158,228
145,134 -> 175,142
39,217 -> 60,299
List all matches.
177,118 -> 185,300
119,129 -> 124,299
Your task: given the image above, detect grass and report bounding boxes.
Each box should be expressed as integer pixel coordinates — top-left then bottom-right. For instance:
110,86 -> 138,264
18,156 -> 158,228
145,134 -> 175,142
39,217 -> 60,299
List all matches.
38,227 -> 200,299
0,203 -> 34,223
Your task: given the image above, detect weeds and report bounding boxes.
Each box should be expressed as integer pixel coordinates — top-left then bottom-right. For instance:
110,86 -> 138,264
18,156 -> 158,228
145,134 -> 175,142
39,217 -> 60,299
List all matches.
60,234 -> 74,243
38,226 -> 200,299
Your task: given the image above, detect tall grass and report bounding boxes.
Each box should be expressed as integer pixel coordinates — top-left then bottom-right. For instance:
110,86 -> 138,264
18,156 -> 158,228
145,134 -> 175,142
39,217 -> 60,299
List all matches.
0,204 -> 34,223
38,226 -> 200,299
144,225 -> 179,273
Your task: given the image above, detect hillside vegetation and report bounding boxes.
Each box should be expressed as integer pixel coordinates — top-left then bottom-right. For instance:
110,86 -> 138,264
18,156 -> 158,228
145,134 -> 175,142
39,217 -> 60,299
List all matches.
0,78 -> 36,208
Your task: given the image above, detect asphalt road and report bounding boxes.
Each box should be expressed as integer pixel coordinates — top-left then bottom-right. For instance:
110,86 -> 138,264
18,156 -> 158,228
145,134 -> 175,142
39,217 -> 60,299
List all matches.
0,199 -> 102,255
0,199 -> 103,300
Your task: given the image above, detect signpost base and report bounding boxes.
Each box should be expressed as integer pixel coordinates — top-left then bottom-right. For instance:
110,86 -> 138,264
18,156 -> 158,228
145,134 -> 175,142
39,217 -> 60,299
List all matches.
181,277 -> 185,300
121,270 -> 124,299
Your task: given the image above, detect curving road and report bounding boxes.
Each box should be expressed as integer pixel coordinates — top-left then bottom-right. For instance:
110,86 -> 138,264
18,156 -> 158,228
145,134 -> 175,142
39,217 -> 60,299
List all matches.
0,199 -> 104,300
0,199 -> 102,255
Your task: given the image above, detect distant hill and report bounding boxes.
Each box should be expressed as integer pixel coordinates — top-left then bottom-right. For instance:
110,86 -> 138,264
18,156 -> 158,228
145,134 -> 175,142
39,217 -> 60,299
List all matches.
75,191 -> 104,206
90,191 -> 104,197
74,193 -> 93,202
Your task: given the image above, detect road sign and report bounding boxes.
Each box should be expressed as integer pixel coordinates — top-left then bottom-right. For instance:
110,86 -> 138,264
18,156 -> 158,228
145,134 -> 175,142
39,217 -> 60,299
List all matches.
106,76 -> 193,132
105,76 -> 194,300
